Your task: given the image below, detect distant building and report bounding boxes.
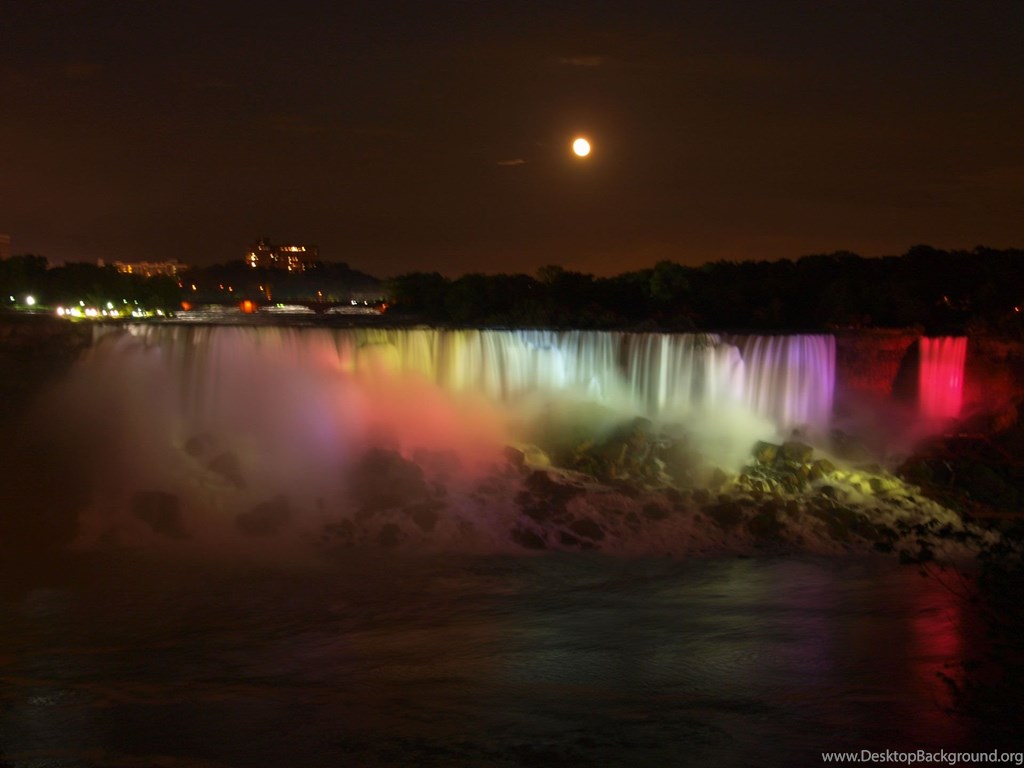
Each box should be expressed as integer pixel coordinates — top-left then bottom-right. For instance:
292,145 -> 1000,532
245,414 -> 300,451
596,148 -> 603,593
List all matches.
114,260 -> 187,278
0,234 -> 10,261
245,238 -> 318,272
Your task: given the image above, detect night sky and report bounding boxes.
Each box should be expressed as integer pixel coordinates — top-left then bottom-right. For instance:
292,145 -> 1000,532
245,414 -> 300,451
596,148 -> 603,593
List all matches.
2,0 -> 1023,276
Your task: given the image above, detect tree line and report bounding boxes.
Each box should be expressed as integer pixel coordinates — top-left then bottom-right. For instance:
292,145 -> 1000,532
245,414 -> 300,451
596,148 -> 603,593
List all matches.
384,246 -> 1024,334
3,246 -> 1022,335
0,256 -> 380,309
0,255 -> 180,310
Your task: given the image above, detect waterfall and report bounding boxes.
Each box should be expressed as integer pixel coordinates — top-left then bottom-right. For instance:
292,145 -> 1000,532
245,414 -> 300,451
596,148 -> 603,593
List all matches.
918,336 -> 967,421
100,325 -> 836,433
727,335 -> 836,431
10,323 -> 846,549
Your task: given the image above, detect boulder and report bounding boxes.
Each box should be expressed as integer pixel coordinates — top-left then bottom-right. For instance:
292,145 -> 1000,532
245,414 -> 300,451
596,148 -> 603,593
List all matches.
706,500 -> 744,529
642,502 -> 671,520
585,417 -> 656,481
568,518 -> 605,541
520,445 -> 552,467
747,509 -> 784,539
780,440 -> 814,464
407,500 -> 442,532
511,527 -> 546,550
809,458 -> 836,481
752,441 -> 781,464
524,470 -> 583,504
658,440 -> 702,487
349,449 -> 429,512
502,446 -> 526,470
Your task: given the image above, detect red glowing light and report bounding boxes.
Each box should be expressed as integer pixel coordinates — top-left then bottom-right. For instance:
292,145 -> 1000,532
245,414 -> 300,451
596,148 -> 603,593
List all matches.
240,300 -> 257,314
919,337 -> 967,420
180,301 -> 193,311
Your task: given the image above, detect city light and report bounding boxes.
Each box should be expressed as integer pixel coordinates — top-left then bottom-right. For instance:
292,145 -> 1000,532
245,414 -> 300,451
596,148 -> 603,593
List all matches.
51,299 -> 165,321
24,295 -> 36,306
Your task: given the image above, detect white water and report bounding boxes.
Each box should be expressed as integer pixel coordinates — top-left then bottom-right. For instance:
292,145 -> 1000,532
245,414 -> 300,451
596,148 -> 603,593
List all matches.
727,334 -> 836,431
95,325 -> 835,430
3,322 -> 983,565
2,326 -> 992,764
25,325 -> 834,547
83,324 -> 841,488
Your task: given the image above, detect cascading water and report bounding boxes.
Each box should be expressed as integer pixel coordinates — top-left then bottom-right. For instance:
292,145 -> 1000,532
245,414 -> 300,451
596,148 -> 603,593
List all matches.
93,325 -> 834,428
918,336 -> 968,421
31,323 -> 855,552
0,322 -> 987,767
726,334 -> 836,431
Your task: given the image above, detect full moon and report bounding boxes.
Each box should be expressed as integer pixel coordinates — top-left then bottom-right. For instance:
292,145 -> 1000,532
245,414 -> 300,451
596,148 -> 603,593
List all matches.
572,137 -> 591,157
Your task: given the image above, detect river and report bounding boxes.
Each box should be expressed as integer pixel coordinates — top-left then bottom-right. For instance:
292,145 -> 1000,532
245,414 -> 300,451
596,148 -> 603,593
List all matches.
0,550 -> 994,767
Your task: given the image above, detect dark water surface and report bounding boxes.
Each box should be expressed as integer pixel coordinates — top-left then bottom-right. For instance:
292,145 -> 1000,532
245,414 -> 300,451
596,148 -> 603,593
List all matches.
0,552 -> 993,767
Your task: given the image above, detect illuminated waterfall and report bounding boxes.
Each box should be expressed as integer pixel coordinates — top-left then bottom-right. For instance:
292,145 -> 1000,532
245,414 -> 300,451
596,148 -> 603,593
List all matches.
727,335 -> 836,431
33,325 -> 983,556
30,324 -> 848,548
101,325 -> 836,432
918,336 -> 967,421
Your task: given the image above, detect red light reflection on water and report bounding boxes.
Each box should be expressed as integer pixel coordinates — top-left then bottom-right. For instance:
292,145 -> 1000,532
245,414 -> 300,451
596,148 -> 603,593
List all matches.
909,571 -> 973,745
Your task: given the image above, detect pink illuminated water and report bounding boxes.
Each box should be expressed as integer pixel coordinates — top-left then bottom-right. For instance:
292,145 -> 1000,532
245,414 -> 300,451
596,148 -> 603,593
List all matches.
727,334 -> 836,431
97,325 -> 835,432
36,325 -> 844,550
918,336 -> 968,421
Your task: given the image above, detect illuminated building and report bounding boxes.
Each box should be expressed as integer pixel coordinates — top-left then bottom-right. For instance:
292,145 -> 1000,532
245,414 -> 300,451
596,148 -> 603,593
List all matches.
114,260 -> 187,278
245,238 -> 318,272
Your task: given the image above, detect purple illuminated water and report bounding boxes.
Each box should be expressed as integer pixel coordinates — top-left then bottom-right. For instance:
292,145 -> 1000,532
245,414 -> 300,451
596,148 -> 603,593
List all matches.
727,334 -> 836,430
95,325 -> 835,429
